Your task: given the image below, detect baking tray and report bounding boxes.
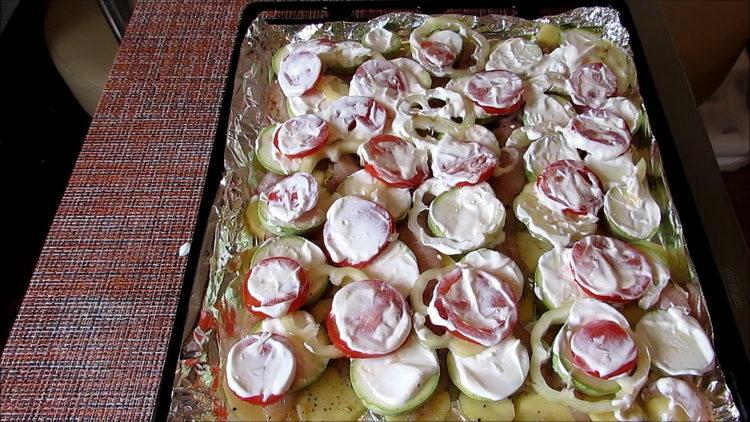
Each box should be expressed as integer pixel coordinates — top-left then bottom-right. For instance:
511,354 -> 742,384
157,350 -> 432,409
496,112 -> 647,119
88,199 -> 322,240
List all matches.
153,1 -> 750,420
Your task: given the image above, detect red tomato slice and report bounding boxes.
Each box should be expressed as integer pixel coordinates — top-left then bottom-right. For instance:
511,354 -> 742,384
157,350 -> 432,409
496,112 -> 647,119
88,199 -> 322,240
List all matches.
361,134 -> 428,188
226,333 -> 296,406
243,257 -> 310,318
278,51 -> 322,97
535,159 -> 603,216
466,70 -> 525,116
351,59 -> 406,97
570,320 -> 637,379
261,172 -> 319,224
567,62 -> 617,109
430,268 -> 518,346
273,114 -> 329,158
323,196 -> 394,268
567,109 -> 631,159
419,41 -> 457,68
570,235 -> 653,303
327,279 -> 410,358
326,96 -> 387,142
432,141 -> 498,187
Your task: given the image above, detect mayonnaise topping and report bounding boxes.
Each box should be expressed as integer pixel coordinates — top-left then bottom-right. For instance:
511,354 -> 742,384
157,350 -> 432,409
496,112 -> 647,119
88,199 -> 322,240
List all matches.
568,297 -> 631,328
523,134 -> 582,178
513,183 -> 598,249
363,27 -> 398,54
226,333 -> 296,400
649,377 -> 711,421
535,160 -> 603,216
430,139 -> 498,187
260,172 -> 319,224
450,336 -> 530,400
325,96 -> 387,143
357,137 -> 426,183
461,248 -> 524,300
349,59 -> 405,113
331,280 -> 411,354
535,248 -> 586,309
569,320 -> 637,379
522,90 -> 577,129
247,258 -> 304,317
363,240 -> 420,297
600,97 -> 642,133
324,196 -> 392,266
287,89 -> 331,117
604,177 -> 661,240
254,236 -> 326,269
391,58 -> 431,93
353,336 -> 439,406
427,29 -> 463,57
486,37 -> 543,76
445,76 -> 491,119
320,41 -> 373,69
584,152 -> 639,190
429,183 -> 504,243
337,170 -> 412,220
635,307 -> 715,376
562,109 -> 631,160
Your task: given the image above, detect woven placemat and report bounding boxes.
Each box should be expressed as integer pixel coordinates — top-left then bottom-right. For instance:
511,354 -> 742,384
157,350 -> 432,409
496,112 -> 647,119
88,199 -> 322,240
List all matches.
0,0 -> 244,419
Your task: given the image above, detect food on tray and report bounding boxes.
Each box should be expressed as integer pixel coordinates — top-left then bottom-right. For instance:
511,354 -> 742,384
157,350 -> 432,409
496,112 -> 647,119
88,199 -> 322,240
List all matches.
217,14 -> 723,422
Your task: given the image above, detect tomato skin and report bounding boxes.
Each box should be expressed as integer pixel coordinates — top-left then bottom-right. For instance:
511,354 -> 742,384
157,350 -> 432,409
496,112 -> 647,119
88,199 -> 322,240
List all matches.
434,142 -> 498,188
477,99 -> 524,116
431,268 -> 518,346
242,257 -> 310,318
535,160 -> 604,216
326,313 -> 389,358
570,320 -> 637,379
237,392 -> 286,406
273,116 -> 329,159
466,70 -> 525,116
418,41 -> 457,67
361,134 -> 428,189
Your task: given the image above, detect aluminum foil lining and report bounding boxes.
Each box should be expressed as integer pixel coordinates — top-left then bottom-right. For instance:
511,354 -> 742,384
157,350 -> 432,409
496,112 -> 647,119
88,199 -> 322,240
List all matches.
168,6 -> 740,421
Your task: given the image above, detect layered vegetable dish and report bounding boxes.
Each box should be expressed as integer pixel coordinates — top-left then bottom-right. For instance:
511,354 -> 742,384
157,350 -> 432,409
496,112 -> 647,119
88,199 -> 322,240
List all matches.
209,14 -> 729,422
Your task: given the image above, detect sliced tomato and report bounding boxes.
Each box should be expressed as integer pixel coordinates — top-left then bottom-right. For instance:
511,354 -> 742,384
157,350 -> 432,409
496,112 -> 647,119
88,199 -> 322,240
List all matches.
226,333 -> 296,406
419,40 -> 457,68
570,320 -> 637,379
243,257 -> 310,318
323,196 -> 394,268
432,141 -> 498,187
465,70 -> 524,115
361,134 -> 428,188
351,59 -> 406,96
273,114 -> 329,158
567,62 -> 617,109
570,235 -> 653,303
327,279 -> 410,358
535,159 -> 603,216
568,109 -> 631,159
430,268 -> 518,346
261,172 -> 319,224
278,51 -> 322,97
325,96 -> 387,142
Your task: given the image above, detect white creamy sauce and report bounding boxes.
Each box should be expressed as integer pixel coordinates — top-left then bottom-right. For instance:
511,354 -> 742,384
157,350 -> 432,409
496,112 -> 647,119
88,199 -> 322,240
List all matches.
535,162 -> 603,216
569,320 -> 637,379
430,139 -> 498,187
637,250 -> 670,310
429,184 -> 504,243
337,170 -> 412,220
486,37 -> 543,75
398,87 -> 470,122
562,111 -> 631,160
331,280 -> 411,354
247,259 -> 303,317
451,336 -> 530,400
513,183 -> 598,248
363,27 -> 397,53
461,248 -> 524,300
652,377 -> 711,421
427,30 -> 463,57
261,310 -> 318,337
354,336 -> 439,406
566,63 -> 617,109
635,307 -> 715,376
254,236 -> 326,269
604,178 -> 661,240
568,297 -> 631,329
583,152 -> 639,190
325,96 -> 386,143
357,138 -> 426,182
600,97 -> 642,133
260,172 -> 319,224
363,240 -> 420,297
349,59 -> 405,113
523,134 -> 582,177
427,267 -> 515,346
279,52 -> 322,98
324,196 -> 392,266
391,58 -> 431,93
522,89 -> 577,129
445,76 -> 491,119
320,41 -> 373,68
287,89 -> 331,117
535,248 -> 586,308
226,333 -> 296,400
460,124 -> 502,154
527,71 -> 569,96
275,114 -> 327,156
